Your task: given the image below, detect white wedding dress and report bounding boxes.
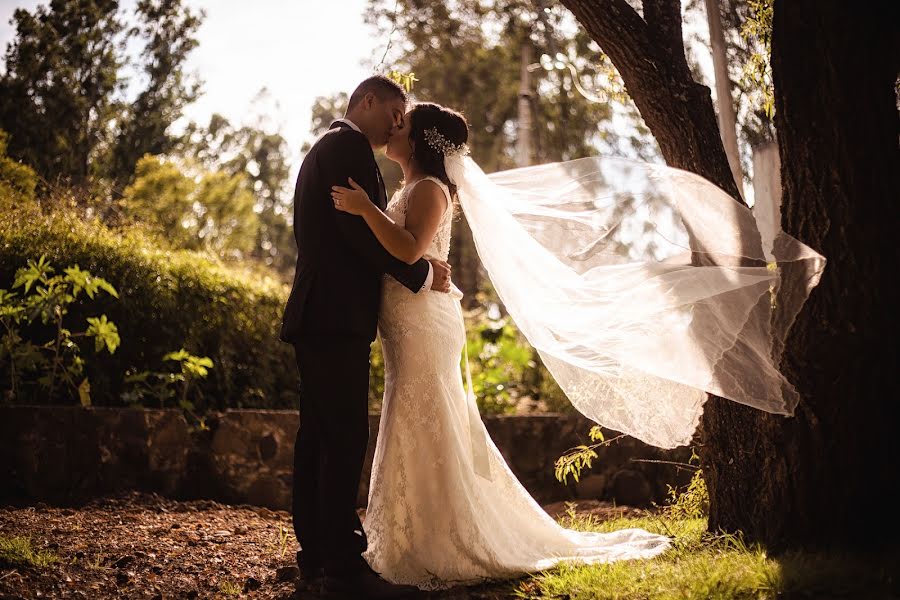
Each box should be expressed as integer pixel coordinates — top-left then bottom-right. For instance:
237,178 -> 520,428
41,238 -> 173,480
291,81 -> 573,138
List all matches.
363,177 -> 670,590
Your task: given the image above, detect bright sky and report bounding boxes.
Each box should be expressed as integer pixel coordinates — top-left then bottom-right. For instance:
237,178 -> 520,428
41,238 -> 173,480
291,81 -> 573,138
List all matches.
0,0 -> 380,162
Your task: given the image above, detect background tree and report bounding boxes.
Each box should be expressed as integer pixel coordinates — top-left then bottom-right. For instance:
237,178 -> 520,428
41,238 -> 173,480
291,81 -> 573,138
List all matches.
560,0 -> 899,549
177,108 -> 295,274
122,155 -> 259,258
0,0 -> 126,187
106,0 -> 203,189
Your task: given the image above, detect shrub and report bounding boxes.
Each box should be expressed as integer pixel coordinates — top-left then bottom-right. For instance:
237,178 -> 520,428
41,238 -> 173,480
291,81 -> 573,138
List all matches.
0,256 -> 121,404
0,130 -> 38,203
0,193 -> 297,410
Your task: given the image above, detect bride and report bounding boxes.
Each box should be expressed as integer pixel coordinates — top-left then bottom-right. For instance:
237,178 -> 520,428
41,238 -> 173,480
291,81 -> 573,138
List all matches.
336,101 -> 660,589
330,102 -> 824,589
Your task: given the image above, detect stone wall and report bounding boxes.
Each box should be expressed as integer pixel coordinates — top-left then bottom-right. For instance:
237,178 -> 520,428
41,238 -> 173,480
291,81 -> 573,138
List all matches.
0,407 -> 693,510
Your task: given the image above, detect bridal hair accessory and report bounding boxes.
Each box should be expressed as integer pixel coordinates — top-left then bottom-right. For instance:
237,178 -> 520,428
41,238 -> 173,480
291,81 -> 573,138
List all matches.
424,127 -> 469,157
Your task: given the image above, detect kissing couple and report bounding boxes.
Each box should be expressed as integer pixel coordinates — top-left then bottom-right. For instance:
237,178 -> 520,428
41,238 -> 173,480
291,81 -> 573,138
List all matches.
280,75 -> 825,598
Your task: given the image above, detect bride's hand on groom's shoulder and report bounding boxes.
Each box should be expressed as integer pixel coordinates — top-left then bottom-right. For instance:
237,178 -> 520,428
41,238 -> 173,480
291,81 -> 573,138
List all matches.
331,177 -> 372,216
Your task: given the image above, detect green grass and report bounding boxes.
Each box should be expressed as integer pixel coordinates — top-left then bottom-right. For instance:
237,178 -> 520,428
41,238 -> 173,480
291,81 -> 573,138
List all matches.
0,535 -> 58,569
515,512 -> 900,599
218,579 -> 242,595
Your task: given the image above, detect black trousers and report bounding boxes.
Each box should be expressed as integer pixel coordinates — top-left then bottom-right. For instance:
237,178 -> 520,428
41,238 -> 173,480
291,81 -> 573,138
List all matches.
292,337 -> 371,573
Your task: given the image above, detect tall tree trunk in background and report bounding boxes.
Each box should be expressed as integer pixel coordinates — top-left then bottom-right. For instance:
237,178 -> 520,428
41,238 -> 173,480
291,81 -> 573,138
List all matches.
562,0 -> 899,549
704,0 -> 744,197
703,0 -> 900,549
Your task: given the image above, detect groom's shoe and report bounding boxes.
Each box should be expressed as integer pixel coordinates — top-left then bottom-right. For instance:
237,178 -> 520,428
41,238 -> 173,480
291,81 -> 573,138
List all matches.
321,563 -> 421,599
295,551 -> 323,592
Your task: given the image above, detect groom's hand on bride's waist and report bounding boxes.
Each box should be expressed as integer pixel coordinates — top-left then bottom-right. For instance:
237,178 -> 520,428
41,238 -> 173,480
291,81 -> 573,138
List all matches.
429,259 -> 452,293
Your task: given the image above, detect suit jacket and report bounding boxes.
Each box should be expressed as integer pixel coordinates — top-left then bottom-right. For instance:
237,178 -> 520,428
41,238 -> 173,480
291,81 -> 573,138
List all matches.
280,121 -> 430,343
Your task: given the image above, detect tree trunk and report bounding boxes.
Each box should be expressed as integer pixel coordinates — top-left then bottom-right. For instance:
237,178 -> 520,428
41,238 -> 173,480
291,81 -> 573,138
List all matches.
703,0 -> 900,549
562,0 -> 900,549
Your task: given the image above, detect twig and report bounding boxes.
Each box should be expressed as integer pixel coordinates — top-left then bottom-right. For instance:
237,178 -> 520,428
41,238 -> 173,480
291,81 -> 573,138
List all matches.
629,458 -> 700,470
377,0 -> 401,69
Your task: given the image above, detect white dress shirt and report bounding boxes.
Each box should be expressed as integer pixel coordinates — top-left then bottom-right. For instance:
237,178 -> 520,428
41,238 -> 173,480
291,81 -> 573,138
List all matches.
333,118 -> 433,293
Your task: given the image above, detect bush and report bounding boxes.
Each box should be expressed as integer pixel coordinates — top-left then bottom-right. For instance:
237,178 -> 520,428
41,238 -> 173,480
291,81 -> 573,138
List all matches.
462,308 -> 577,415
0,130 -> 38,204
0,184 -> 578,415
0,194 -> 297,410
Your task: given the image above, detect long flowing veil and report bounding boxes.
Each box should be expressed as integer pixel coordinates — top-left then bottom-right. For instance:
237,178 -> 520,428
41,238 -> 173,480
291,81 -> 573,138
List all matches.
446,154 -> 825,448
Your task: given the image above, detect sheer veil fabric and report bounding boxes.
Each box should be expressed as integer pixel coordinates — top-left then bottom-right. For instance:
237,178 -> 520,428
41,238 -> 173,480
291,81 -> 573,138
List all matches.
447,155 -> 825,448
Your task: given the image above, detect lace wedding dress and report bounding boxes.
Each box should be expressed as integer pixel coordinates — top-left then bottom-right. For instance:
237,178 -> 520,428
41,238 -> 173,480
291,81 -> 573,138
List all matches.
363,176 -> 670,590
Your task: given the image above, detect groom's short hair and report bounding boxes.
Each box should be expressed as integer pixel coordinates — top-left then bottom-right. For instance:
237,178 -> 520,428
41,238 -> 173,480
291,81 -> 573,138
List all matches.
347,75 -> 408,111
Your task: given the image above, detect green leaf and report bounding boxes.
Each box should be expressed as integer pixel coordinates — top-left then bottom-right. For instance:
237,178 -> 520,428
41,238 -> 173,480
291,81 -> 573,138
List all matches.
13,255 -> 54,294
163,348 -> 189,362
85,315 -> 120,354
94,277 -> 119,299
124,370 -> 151,384
63,265 -> 90,298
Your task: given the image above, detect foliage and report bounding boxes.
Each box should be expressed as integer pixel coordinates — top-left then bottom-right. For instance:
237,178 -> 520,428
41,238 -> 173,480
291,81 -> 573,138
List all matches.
662,466 -> 709,520
0,256 -> 120,405
464,313 -> 536,414
0,130 -> 38,202
385,70 -> 419,93
177,111 -> 295,273
740,0 -> 775,119
122,349 -> 213,414
0,190 -> 296,410
121,155 -> 260,258
0,0 -> 203,189
368,338 -> 387,413
0,536 -> 57,569
0,0 -> 126,186
517,510 -> 900,599
107,0 -> 204,187
553,426 -> 621,484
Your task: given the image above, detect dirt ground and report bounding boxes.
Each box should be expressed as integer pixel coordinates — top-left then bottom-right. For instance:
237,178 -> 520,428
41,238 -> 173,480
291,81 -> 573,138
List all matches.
0,492 -> 643,599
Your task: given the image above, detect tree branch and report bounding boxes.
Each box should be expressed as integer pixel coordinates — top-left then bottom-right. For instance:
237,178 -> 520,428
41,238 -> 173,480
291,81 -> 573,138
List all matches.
643,0 -> 693,81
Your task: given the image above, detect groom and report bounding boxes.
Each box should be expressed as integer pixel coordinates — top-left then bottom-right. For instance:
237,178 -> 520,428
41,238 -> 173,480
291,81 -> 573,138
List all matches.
281,75 -> 450,598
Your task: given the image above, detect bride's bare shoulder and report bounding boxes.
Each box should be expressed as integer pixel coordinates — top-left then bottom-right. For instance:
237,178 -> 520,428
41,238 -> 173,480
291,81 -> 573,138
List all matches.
407,178 -> 450,214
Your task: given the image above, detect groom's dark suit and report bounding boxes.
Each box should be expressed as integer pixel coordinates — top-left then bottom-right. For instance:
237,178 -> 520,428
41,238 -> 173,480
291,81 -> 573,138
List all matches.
281,120 -> 430,574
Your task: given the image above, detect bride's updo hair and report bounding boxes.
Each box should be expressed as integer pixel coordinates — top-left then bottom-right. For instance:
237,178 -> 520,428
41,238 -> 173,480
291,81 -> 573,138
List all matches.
407,102 -> 468,200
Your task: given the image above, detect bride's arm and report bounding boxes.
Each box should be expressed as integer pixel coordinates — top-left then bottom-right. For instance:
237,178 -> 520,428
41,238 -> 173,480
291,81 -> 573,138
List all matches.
332,178 -> 448,265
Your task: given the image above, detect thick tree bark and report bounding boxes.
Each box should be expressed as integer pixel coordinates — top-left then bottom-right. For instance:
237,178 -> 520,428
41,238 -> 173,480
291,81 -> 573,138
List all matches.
563,0 -> 900,549
703,0 -> 900,549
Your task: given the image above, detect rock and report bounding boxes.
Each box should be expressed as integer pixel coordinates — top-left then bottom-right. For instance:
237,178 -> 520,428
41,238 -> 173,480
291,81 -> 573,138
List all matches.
258,433 -> 278,461
609,469 -> 653,507
243,576 -> 262,592
275,565 -> 300,582
575,474 -> 607,499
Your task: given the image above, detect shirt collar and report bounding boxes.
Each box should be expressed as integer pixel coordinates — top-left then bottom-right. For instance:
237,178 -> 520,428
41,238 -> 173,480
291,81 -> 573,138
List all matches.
334,117 -> 361,133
